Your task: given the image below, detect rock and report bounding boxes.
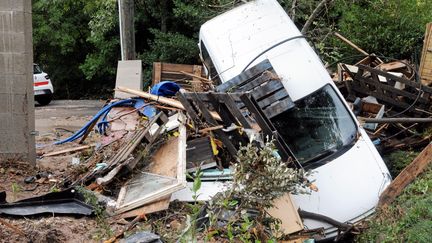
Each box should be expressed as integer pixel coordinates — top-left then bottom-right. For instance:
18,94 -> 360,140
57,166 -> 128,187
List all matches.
24,176 -> 36,184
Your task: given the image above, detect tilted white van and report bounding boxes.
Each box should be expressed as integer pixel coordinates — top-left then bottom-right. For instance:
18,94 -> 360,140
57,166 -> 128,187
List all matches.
199,0 -> 391,238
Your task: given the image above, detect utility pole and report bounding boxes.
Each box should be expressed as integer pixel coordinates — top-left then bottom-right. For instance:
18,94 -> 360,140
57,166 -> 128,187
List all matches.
118,0 -> 136,60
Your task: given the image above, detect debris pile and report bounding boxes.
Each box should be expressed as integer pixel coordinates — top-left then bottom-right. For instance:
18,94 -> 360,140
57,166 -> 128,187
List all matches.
332,32 -> 432,153
1,14 -> 431,243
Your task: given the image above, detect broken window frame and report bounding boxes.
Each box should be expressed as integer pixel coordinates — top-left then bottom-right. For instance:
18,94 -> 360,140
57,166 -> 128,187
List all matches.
115,113 -> 187,214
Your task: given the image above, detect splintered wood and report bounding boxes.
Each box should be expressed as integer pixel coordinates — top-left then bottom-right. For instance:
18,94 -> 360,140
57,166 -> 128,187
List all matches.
378,143 -> 432,207
420,23 -> 432,86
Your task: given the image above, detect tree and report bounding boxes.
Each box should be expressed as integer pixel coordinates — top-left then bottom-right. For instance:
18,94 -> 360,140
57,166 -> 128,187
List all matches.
33,0 -> 92,98
329,0 -> 432,61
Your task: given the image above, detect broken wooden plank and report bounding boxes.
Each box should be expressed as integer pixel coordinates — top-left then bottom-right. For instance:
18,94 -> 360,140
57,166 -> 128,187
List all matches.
114,197 -> 170,219
378,143 -> 432,207
96,112 -> 167,186
420,23 -> 432,86
186,137 -> 216,172
117,86 -> 185,109
41,144 -> 95,157
267,194 -> 304,235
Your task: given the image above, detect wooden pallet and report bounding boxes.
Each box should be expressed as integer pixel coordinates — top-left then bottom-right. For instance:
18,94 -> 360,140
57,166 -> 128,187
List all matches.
343,64 -> 432,116
177,90 -> 300,167
152,62 -> 209,91
216,59 -> 295,119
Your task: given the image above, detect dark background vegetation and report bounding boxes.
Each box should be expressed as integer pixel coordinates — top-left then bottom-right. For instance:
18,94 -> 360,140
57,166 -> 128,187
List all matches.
32,0 -> 432,99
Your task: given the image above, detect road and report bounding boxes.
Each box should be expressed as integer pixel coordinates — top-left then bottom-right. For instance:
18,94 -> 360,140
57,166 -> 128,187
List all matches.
35,100 -> 105,135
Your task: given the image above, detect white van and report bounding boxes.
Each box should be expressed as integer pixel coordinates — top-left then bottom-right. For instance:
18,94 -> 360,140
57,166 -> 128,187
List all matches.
199,0 -> 391,239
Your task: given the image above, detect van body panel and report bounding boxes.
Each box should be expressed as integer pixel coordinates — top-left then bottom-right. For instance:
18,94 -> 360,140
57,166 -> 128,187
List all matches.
199,0 -> 391,237
291,132 -> 391,228
199,0 -> 330,101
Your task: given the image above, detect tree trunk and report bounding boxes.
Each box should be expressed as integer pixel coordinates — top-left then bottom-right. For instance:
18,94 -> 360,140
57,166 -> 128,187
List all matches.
160,0 -> 168,33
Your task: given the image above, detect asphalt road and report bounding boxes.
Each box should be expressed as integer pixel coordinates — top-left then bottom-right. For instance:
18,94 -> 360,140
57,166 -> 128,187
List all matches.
35,100 -> 105,135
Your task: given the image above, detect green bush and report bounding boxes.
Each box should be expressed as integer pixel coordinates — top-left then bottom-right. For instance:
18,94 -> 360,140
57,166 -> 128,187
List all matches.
358,166 -> 432,242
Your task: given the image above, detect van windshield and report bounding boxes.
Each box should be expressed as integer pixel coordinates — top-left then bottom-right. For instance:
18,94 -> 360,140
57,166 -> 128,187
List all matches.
271,84 -> 357,165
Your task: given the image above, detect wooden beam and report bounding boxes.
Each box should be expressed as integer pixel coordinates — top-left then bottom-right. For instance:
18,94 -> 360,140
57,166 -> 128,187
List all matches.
41,144 -> 95,157
378,143 -> 432,207
334,32 -> 369,56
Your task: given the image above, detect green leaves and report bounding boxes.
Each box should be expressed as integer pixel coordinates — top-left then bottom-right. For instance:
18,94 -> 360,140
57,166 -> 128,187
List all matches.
231,139 -> 311,209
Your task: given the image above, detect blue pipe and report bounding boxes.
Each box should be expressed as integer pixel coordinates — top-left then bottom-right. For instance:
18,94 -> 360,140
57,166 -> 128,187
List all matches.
54,99 -> 137,145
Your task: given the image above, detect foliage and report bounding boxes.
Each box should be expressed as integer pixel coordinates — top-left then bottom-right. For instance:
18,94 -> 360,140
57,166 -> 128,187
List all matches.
75,186 -> 113,240
80,0 -> 119,82
33,0 -> 92,99
139,29 -> 199,84
384,150 -> 419,177
358,166 -> 432,242
11,182 -> 22,201
180,168 -> 204,242
33,0 -> 432,98
231,139 -> 311,209
204,140 -> 310,241
329,0 -> 432,60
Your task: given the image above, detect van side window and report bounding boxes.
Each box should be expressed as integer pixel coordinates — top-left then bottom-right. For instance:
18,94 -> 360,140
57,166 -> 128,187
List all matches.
200,41 -> 221,84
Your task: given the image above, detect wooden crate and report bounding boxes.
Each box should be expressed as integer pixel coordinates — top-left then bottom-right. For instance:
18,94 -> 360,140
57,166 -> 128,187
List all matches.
152,62 -> 208,91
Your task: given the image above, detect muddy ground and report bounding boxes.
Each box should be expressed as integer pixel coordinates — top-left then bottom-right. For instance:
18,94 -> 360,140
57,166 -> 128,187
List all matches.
0,101 -> 109,242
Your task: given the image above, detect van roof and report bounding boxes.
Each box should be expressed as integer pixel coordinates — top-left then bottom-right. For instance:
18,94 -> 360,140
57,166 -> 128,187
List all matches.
199,0 -> 331,101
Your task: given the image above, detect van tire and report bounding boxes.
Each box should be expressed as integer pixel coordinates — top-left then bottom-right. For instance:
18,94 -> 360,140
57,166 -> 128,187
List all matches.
36,94 -> 53,106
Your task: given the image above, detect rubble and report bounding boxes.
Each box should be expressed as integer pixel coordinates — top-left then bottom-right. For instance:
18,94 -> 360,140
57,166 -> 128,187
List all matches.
1,2 -> 431,242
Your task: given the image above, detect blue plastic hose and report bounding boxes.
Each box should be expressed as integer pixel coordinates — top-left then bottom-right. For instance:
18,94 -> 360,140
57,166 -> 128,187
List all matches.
54,99 -> 137,145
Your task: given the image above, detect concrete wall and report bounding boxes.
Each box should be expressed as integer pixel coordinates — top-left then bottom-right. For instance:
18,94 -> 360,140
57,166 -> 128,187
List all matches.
0,0 -> 35,164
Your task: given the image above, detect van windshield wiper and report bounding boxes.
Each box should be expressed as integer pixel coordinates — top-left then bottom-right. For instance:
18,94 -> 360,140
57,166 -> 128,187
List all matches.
302,148 -> 337,166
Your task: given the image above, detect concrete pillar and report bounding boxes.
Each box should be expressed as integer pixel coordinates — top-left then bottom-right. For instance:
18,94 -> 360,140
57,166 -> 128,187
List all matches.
0,0 -> 35,165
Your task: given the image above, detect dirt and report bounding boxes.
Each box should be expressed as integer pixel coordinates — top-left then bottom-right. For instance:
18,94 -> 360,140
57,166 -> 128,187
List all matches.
0,216 -> 99,243
0,102 -> 110,242
0,101 -> 185,242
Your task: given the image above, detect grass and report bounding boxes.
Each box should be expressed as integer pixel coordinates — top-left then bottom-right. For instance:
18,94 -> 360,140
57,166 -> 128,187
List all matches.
357,165 -> 432,242
74,186 -> 113,240
383,150 -> 419,177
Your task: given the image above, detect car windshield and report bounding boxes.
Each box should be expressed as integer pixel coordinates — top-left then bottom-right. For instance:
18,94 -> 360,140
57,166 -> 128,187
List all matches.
271,84 -> 357,165
33,64 -> 42,74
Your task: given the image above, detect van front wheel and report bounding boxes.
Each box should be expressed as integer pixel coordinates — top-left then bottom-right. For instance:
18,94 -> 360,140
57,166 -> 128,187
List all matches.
36,94 -> 53,106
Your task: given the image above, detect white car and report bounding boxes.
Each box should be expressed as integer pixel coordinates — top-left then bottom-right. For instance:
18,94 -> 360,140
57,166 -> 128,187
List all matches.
34,64 -> 54,105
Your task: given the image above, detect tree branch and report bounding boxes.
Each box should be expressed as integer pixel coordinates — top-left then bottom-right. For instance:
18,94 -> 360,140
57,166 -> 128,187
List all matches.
301,0 -> 333,34
291,0 -> 297,22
